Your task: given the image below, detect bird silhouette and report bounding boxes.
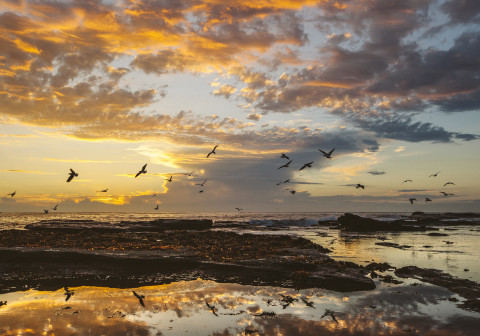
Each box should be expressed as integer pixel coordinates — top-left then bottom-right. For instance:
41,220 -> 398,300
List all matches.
429,171 -> 440,177
356,184 -> 365,189
53,204 -> 59,210
97,188 -> 109,192
165,175 -> 173,182
283,179 -> 290,184
135,164 -> 147,178
199,190 -> 204,193
284,189 -> 296,195
154,205 -> 159,210
205,301 -> 218,316
0,301 -> 6,307
440,191 -> 454,196
7,191 -> 16,197
425,197 -> 432,202
44,209 -> 49,214
299,162 -> 313,170
277,160 -> 292,169
64,287 -> 74,301
132,291 -> 145,307
443,182 -> 455,187
409,198 -> 416,204
184,171 -> 195,177
66,169 -> 78,182
281,153 -> 290,160
195,179 -> 208,186
207,145 -> 218,158
301,297 -> 315,308
319,148 -> 335,159
403,179 -> 413,183
321,309 -> 338,323
235,207 -> 242,211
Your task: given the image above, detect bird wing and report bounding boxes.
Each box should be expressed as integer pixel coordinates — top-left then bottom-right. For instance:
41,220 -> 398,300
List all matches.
328,148 -> 335,155
66,174 -> 74,182
70,168 -> 75,174
142,164 -> 147,170
318,149 -> 327,156
299,164 -> 306,170
207,152 -> 212,158
135,171 -> 141,178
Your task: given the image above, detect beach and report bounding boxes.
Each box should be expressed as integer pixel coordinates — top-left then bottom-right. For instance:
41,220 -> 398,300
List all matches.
1,212 -> 480,335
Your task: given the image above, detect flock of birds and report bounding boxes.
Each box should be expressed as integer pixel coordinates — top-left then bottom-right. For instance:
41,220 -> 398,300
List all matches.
4,144 -> 457,210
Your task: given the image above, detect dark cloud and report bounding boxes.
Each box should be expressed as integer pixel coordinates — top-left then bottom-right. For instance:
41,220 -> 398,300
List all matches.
367,171 -> 386,176
441,0 -> 480,24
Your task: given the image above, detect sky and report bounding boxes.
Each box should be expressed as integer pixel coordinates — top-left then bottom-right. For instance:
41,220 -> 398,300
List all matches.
1,0 -> 479,213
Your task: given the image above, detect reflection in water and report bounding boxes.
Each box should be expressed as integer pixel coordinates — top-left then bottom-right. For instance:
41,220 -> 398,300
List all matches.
0,279 -> 479,336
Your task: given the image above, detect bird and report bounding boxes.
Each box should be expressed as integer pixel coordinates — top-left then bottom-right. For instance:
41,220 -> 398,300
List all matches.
132,291 -> 145,307
0,301 -> 6,307
299,162 -> 313,170
319,148 -> 335,159
195,179 -> 208,186
301,297 -> 315,308
7,191 -> 16,197
97,188 -> 109,192
409,198 -> 416,204
184,171 -> 195,177
152,193 -> 157,197
283,179 -> 290,184
64,287 -> 74,301
403,179 -> 413,183
66,169 -> 78,182
277,160 -> 292,169
440,191 -> 454,196
443,182 -> 455,187
44,209 -> 49,214
235,207 -> 242,211
135,164 -> 147,178
321,309 -> 338,323
356,184 -> 365,189
429,171 -> 440,177
281,153 -> 290,160
205,301 -> 218,316
154,205 -> 159,210
425,197 -> 432,202
199,190 -> 204,193
53,204 -> 59,210
284,189 -> 296,195
165,175 -> 173,182
207,145 -> 218,158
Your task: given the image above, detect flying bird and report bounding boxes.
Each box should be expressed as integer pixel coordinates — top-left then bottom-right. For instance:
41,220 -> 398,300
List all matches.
205,301 -> 218,316
184,171 -> 195,177
443,182 -> 455,187
53,204 -> 59,210
301,297 -> 315,308
199,190 -> 204,193
299,162 -> 313,170
440,191 -> 454,196
195,179 -> 208,186
235,207 -> 242,211
284,189 -> 296,195
135,164 -> 147,178
356,184 -> 365,189
97,188 -> 109,192
321,309 -> 338,323
66,169 -> 78,182
64,287 -> 74,302
132,291 -> 145,307
403,179 -> 413,183
409,198 -> 416,204
429,171 -> 440,177
425,197 -> 432,202
44,209 -> 49,214
165,175 -> 173,182
207,145 -> 218,158
277,160 -> 292,169
154,205 -> 159,210
281,153 -> 290,160
7,191 -> 16,197
0,301 -> 6,307
319,148 -> 335,159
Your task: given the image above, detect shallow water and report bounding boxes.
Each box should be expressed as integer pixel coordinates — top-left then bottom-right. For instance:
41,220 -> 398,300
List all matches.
1,278 -> 479,336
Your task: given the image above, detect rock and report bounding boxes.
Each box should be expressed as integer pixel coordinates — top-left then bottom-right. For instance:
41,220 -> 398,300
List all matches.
338,213 -> 434,232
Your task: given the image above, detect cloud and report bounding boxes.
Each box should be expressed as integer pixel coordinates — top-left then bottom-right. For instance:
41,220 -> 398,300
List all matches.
367,171 -> 386,176
0,169 -> 55,174
213,84 -> 237,99
246,113 -> 261,121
